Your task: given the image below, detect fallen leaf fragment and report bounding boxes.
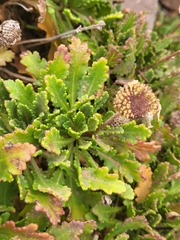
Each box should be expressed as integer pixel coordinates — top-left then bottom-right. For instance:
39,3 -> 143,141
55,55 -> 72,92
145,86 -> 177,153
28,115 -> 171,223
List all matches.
0,48 -> 14,66
134,164 -> 152,202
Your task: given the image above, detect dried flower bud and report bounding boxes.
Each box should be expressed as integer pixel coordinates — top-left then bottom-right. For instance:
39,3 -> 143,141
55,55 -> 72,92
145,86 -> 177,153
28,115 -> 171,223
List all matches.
169,110 -> 180,128
0,20 -> 21,48
113,80 -> 161,127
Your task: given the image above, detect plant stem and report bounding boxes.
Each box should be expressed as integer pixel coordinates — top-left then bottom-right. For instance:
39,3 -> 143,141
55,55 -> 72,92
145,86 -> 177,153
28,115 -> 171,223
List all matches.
142,50 -> 180,71
0,67 -> 35,83
24,168 -> 33,186
7,2 -> 33,12
16,21 -> 106,47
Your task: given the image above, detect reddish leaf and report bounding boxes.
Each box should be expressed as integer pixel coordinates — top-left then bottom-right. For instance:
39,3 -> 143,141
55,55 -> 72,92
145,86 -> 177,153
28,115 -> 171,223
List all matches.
26,191 -> 65,225
54,45 -> 71,63
49,220 -> 85,240
127,141 -> 161,162
0,140 -> 36,182
0,221 -> 54,240
35,196 -> 64,225
106,44 -> 122,67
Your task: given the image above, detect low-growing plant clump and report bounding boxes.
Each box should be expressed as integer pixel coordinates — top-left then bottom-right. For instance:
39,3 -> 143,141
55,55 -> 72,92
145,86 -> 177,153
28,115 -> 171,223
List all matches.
0,0 -> 180,239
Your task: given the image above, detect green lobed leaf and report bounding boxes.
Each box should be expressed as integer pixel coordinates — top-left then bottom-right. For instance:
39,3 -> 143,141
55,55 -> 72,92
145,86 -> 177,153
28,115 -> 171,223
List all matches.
121,184 -> 134,200
73,96 -> 95,111
120,159 -> 141,183
93,91 -> 109,112
106,44 -> 123,67
78,138 -> 92,150
165,149 -> 180,167
77,57 -> 108,99
99,126 -> 124,135
3,125 -> 38,145
163,189 -> 180,204
87,114 -> 101,131
20,51 -> 47,79
17,103 -> 33,126
123,200 -> 136,218
92,202 -> 121,223
93,136 -> 112,152
4,80 -> 36,109
94,148 -> 141,183
68,126 -> 88,139
45,75 -> 69,112
104,216 -> 152,240
66,37 -> 90,107
151,162 -> 169,190
63,8 -> 81,24
65,177 -> 89,220
41,127 -> 74,155
46,150 -> 70,168
73,111 -> 86,132
150,213 -> 162,228
5,100 -> 27,129
0,212 -> 11,224
0,181 -> 18,208
32,166 -> 71,202
79,102 -> 94,118
32,91 -> 49,119
16,175 -> 28,200
79,166 -> 126,194
80,150 -> 98,168
55,114 -> 70,128
79,220 -> 97,240
120,121 -> 151,144
0,48 -> 14,66
113,38 -> 137,77
0,116 -> 10,135
47,44 -> 70,80
144,190 -> 166,212
25,207 -> 50,232
4,99 -> 18,120
155,37 -> 173,52
67,112 -> 88,139
0,78 -> 10,112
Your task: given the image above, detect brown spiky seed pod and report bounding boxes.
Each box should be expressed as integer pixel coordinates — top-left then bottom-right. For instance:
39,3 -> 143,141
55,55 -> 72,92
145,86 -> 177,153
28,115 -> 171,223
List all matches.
113,80 -> 161,122
0,20 -> 21,48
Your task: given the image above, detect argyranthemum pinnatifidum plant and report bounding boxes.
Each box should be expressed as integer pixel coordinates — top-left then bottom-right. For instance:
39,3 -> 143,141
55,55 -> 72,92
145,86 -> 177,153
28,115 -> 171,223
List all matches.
113,80 -> 161,128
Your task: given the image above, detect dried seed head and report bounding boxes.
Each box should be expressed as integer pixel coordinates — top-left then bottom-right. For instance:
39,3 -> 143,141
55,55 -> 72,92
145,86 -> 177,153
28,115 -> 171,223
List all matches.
113,80 -> 161,126
0,20 -> 21,48
109,115 -> 130,127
